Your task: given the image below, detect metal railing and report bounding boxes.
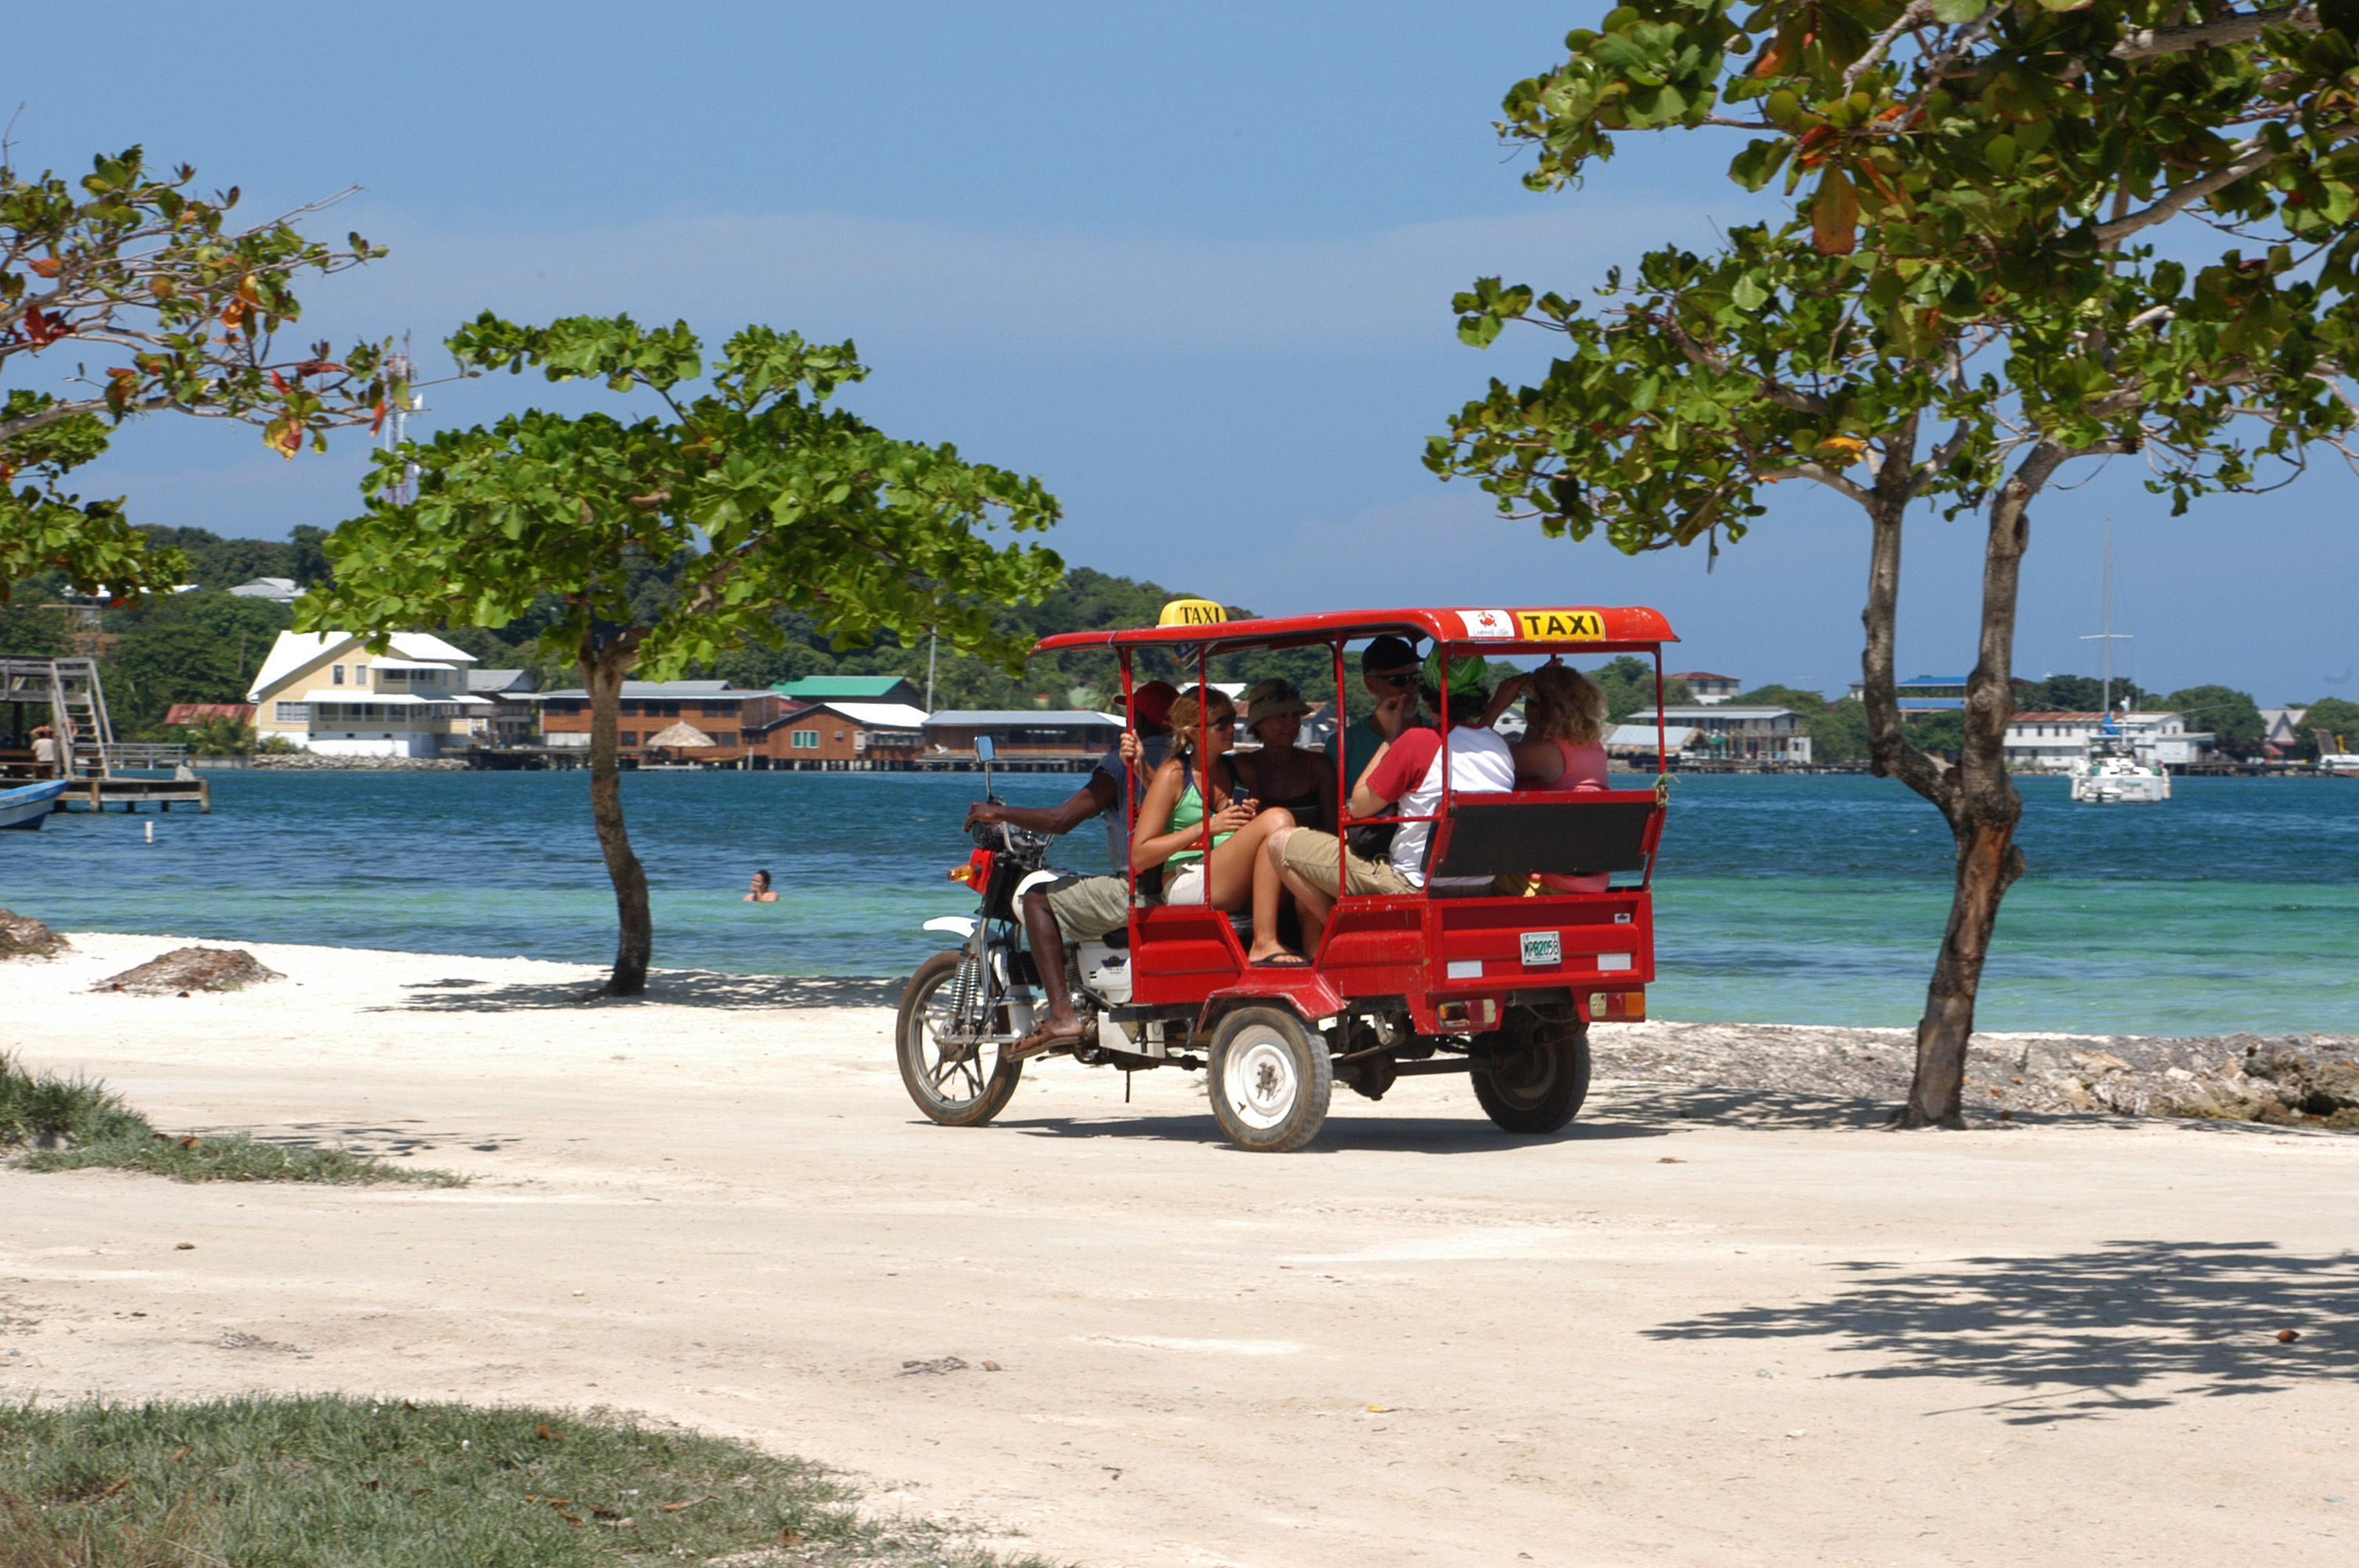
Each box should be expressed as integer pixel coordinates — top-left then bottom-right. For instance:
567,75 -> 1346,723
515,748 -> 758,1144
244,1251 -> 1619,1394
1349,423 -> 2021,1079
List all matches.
103,742 -> 191,770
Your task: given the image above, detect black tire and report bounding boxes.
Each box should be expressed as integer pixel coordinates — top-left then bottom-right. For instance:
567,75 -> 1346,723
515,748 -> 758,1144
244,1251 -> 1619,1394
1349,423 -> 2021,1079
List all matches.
1473,1017 -> 1592,1134
896,949 -> 1023,1127
1207,1005 -> 1332,1152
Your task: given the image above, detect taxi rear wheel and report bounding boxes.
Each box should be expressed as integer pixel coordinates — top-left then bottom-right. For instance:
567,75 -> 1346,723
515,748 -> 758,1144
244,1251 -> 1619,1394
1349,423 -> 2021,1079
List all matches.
1208,1006 -> 1332,1153
1473,1018 -> 1591,1134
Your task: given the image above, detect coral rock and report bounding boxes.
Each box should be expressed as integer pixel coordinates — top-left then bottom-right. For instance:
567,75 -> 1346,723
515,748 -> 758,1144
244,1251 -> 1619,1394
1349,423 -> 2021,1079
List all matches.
94,947 -> 284,995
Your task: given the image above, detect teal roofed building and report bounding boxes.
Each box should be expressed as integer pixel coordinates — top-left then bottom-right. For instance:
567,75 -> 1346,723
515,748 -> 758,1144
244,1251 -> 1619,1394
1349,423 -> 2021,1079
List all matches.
772,674 -> 925,708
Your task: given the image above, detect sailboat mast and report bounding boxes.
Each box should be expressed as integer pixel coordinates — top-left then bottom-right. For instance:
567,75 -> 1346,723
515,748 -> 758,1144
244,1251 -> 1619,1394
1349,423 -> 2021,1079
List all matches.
2081,516 -> 2132,719
2099,517 -> 2113,717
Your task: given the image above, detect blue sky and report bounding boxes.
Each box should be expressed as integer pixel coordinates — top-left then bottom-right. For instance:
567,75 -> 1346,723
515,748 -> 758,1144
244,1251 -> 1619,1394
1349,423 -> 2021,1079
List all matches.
9,2 -> 2354,702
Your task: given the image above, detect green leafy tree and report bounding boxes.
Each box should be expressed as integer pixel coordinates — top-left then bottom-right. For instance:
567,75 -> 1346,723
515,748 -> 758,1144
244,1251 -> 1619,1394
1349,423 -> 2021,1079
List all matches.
2299,694 -> 2359,754
102,621 -> 239,731
2019,673 -> 2157,711
1588,654 -> 1696,720
177,714 -> 256,756
303,314 -> 1063,995
0,600 -> 66,655
3,148 -> 398,601
2163,683 -> 2264,750
1734,682 -> 1830,712
136,524 -> 336,590
1432,2 -> 2359,1126
1808,695 -> 1873,760
98,589 -> 291,730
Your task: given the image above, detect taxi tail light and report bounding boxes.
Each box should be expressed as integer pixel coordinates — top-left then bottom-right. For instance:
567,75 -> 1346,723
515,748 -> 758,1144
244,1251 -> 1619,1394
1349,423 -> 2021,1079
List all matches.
1434,998 -> 1499,1031
1588,989 -> 1645,1022
950,848 -> 994,886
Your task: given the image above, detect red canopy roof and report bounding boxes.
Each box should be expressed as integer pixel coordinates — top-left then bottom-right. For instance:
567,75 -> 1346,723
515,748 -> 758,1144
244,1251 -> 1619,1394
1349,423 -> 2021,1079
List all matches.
1033,605 -> 1677,657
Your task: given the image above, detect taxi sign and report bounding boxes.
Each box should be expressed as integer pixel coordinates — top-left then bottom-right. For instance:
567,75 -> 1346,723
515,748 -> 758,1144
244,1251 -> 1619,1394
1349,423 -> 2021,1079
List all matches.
1452,608 -> 1607,641
1158,597 -> 1228,627
1516,608 -> 1605,641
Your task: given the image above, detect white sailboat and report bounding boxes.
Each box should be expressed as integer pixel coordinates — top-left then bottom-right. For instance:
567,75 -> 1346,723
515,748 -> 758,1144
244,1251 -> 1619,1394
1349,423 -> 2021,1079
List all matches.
2069,519 -> 2171,804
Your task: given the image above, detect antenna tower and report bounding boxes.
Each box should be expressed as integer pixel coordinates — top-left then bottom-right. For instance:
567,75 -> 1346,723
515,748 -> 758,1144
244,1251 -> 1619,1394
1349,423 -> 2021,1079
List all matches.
379,333 -> 427,506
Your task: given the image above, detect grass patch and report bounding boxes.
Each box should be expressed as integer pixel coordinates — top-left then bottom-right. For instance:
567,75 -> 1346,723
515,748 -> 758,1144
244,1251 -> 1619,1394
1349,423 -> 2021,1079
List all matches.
1,1055 -> 462,1187
0,1396 -> 1043,1567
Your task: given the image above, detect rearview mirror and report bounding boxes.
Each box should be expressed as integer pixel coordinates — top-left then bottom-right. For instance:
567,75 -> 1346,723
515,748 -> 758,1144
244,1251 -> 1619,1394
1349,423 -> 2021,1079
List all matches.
973,735 -> 997,764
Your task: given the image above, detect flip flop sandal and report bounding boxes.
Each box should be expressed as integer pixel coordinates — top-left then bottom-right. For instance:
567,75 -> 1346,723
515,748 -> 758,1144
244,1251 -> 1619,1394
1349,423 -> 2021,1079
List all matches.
1010,1018 -> 1090,1059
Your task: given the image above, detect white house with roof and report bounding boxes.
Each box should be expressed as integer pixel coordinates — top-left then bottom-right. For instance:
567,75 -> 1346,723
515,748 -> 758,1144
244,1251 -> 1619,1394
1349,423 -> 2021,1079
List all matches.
2259,706 -> 2310,753
2003,710 -> 2214,770
245,630 -> 487,757
1669,671 -> 1742,705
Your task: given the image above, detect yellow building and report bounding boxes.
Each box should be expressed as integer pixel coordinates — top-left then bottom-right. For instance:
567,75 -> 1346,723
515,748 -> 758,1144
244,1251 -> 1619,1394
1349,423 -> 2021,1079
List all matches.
245,631 -> 487,757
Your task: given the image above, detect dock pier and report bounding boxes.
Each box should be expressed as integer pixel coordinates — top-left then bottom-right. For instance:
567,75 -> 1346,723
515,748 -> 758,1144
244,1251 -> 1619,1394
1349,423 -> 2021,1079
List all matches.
63,772 -> 213,813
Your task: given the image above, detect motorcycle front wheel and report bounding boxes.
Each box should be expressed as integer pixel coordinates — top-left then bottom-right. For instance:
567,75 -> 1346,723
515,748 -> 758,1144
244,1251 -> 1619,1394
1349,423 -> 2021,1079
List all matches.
896,948 -> 1024,1127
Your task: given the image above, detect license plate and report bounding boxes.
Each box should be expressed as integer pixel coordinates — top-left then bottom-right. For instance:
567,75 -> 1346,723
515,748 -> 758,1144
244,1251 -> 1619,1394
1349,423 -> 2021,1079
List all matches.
1519,931 -> 1561,967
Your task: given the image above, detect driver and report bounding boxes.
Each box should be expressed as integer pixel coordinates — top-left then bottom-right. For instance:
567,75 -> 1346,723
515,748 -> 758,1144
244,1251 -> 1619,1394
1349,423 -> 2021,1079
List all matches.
964,680 -> 1179,1058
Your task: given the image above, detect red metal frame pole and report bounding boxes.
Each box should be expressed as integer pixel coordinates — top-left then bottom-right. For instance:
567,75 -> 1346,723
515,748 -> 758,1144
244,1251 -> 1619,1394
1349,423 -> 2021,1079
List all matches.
1196,644 -> 1212,863
1120,651 -> 1136,906
1438,643 -> 1452,804
1333,635 -> 1348,897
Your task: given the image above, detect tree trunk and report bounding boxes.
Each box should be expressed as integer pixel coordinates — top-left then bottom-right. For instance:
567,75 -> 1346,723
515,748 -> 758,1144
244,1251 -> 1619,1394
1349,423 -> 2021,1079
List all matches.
1892,452 -> 2052,1125
582,635 -> 652,996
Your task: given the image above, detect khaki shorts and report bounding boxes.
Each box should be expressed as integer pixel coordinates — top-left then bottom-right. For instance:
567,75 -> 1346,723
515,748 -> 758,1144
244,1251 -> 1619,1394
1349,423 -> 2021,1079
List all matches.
1041,873 -> 1130,944
1281,829 -> 1416,898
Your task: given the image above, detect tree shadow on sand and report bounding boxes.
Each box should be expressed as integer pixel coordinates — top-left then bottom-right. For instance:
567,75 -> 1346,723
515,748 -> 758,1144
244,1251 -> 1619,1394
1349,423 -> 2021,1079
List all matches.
1647,1240 -> 2358,1422
1589,1083 -> 1904,1131
376,971 -> 908,1012
1587,1082 -> 2339,1137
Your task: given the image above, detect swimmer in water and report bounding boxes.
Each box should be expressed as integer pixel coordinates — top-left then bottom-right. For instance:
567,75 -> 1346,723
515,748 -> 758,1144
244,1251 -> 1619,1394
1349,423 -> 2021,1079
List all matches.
744,869 -> 779,903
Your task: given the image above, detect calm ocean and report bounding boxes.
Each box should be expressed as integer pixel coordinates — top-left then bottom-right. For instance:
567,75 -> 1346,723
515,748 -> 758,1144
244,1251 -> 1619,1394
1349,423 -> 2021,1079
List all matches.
3,770 -> 2351,1036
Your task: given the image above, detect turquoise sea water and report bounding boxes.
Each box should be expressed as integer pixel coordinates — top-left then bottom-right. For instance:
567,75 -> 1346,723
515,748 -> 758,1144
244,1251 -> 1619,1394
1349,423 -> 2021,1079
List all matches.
2,770 -> 2352,1036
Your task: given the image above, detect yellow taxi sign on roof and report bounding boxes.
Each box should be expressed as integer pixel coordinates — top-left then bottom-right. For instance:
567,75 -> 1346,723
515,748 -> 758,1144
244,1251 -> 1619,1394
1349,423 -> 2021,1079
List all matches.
1158,597 -> 1228,627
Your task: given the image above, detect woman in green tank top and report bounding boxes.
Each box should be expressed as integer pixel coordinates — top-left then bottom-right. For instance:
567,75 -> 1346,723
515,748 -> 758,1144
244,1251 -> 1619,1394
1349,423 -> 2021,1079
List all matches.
1131,688 -> 1307,966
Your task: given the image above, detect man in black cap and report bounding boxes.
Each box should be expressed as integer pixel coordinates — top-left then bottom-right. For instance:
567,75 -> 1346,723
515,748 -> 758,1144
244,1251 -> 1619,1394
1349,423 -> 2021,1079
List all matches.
1337,635 -> 1431,795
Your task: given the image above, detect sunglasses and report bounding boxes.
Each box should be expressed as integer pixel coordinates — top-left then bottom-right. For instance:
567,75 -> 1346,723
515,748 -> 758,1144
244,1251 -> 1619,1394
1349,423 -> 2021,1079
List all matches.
1207,715 -> 1238,731
1371,671 -> 1420,688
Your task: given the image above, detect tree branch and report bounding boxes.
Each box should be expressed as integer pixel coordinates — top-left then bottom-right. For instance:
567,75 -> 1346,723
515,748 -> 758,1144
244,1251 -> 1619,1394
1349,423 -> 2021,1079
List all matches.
2091,138 -> 2284,244
2111,3 -> 2316,62
1845,2 -> 1934,91
1772,459 -> 1873,506
1656,314 -> 1831,416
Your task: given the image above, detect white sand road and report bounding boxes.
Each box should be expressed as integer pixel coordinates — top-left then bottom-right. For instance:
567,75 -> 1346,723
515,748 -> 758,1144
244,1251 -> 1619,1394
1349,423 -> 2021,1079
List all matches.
3,933 -> 2354,1567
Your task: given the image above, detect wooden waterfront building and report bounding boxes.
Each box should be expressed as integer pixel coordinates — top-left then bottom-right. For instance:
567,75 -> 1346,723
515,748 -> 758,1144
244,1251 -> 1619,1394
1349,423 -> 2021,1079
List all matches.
921,710 -> 1125,768
528,681 -> 781,764
751,701 -> 928,768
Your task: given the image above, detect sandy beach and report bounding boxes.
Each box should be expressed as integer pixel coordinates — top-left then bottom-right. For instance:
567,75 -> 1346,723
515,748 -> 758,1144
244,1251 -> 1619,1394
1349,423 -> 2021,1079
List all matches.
4,931 -> 2354,1567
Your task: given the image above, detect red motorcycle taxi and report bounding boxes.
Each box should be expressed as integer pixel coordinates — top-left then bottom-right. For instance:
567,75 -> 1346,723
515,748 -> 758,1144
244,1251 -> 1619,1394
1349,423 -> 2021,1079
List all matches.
896,604 -> 1676,1152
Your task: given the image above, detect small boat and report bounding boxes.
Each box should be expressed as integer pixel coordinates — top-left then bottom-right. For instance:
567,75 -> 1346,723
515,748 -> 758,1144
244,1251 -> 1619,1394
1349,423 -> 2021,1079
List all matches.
2069,517 -> 2168,804
2321,753 -> 2359,779
2070,727 -> 2171,803
0,777 -> 69,829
